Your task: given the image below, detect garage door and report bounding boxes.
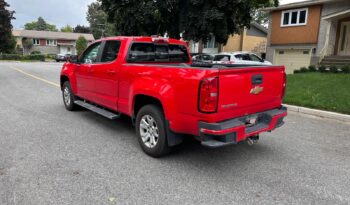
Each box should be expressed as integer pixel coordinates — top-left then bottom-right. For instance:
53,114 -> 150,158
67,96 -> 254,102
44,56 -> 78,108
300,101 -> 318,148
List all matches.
274,49 -> 311,74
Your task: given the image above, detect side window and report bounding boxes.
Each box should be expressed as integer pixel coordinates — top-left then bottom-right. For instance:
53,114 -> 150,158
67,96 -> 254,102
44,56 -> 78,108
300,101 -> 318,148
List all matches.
214,55 -> 230,61
241,54 -> 250,61
80,42 -> 102,64
235,54 -> 243,60
249,54 -> 263,62
101,41 -> 121,63
202,55 -> 212,60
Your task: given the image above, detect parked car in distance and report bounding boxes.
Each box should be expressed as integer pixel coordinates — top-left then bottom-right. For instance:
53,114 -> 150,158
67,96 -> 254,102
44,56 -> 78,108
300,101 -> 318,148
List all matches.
60,36 -> 287,157
213,52 -> 272,65
56,54 -> 71,62
192,54 -> 214,63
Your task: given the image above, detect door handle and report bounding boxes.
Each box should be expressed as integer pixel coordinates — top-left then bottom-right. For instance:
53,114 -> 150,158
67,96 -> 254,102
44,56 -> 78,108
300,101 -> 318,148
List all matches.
107,70 -> 116,75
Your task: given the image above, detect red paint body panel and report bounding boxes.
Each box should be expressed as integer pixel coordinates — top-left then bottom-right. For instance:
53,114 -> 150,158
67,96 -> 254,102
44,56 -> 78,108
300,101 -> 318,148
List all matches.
60,36 -> 287,138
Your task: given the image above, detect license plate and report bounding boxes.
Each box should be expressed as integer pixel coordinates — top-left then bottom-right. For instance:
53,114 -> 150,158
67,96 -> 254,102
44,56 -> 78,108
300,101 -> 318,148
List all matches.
247,116 -> 258,125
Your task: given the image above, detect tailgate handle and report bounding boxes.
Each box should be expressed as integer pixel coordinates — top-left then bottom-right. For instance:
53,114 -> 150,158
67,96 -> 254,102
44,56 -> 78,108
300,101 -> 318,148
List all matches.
252,75 -> 263,85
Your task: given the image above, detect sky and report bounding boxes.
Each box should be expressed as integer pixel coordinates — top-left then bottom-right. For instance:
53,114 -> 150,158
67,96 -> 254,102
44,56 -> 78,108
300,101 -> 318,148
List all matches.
8,0 -> 306,30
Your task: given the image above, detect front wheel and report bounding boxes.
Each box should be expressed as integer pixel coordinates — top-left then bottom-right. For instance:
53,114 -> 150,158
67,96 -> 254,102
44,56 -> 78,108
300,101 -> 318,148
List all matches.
62,81 -> 78,111
135,105 -> 171,157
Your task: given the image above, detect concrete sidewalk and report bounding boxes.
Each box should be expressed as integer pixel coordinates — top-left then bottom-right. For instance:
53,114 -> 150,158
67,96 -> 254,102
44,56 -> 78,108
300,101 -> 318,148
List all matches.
284,104 -> 350,123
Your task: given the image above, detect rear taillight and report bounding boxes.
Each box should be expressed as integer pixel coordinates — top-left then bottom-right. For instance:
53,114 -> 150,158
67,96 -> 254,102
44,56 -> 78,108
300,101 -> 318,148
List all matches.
282,73 -> 286,99
198,77 -> 219,113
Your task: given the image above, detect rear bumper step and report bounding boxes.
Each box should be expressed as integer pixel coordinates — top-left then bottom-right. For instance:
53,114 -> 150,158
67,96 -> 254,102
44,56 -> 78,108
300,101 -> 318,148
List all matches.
199,107 -> 287,148
74,100 -> 120,120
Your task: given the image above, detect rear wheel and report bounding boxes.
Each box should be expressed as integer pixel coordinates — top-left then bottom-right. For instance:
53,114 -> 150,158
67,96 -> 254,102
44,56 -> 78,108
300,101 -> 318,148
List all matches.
135,105 -> 170,157
62,81 -> 78,111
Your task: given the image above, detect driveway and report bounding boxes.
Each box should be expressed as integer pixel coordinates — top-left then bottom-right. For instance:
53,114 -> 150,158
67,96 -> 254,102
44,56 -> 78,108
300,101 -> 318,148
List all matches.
0,62 -> 349,205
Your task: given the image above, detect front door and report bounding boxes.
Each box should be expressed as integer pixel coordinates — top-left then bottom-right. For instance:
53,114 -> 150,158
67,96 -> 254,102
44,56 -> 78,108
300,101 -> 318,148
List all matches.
75,42 -> 102,101
338,21 -> 350,56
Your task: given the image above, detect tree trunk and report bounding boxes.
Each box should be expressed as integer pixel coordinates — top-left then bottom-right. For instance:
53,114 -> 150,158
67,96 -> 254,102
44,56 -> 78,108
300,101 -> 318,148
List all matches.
198,39 -> 204,53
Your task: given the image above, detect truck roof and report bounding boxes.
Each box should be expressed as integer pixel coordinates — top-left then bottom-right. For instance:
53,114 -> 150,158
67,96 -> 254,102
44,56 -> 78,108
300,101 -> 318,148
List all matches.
92,36 -> 187,46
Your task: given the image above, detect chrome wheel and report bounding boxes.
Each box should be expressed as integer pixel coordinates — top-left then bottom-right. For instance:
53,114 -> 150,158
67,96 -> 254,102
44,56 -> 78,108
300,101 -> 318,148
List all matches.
63,86 -> 71,106
139,115 -> 159,148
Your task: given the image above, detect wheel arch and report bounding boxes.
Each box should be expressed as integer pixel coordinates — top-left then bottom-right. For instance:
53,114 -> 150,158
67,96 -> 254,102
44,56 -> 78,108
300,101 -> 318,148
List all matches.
60,75 -> 70,90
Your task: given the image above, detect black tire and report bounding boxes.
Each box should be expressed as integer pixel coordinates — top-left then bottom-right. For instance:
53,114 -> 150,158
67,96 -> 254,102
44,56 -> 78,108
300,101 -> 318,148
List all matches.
62,81 -> 77,111
135,105 -> 171,157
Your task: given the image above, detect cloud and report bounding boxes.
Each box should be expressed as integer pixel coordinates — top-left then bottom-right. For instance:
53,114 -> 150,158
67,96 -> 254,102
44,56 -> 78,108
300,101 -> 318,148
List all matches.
7,0 -> 95,29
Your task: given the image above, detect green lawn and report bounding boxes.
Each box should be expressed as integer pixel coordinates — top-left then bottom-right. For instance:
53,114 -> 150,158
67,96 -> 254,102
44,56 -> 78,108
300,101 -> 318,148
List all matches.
284,73 -> 350,114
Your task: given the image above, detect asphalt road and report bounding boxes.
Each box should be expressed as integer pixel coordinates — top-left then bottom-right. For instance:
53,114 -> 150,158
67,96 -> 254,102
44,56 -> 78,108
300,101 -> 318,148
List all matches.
0,62 -> 349,205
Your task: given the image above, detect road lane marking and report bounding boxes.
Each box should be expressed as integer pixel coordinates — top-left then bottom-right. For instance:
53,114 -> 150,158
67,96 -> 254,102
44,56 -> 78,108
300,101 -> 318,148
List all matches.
9,66 -> 60,88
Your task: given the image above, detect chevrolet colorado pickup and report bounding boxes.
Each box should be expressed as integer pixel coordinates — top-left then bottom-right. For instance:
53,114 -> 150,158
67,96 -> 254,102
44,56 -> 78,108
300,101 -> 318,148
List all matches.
60,36 -> 287,157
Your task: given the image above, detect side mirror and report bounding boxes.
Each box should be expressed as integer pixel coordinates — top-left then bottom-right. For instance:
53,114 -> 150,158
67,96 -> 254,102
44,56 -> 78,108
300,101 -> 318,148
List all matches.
68,55 -> 79,64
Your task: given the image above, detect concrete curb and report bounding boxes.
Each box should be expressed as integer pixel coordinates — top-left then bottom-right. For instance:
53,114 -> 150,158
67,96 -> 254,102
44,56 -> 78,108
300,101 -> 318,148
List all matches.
283,104 -> 350,123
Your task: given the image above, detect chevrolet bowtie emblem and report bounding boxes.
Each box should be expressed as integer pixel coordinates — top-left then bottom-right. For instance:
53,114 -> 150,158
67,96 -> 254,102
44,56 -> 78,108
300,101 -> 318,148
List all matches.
250,86 -> 264,95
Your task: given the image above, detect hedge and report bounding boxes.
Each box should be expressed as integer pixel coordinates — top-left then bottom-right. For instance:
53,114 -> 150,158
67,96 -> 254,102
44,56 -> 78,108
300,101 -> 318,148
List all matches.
0,54 -> 45,61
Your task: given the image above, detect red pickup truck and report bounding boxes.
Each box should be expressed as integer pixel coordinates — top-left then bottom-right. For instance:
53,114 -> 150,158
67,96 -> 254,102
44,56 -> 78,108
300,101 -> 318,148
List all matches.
60,36 -> 287,157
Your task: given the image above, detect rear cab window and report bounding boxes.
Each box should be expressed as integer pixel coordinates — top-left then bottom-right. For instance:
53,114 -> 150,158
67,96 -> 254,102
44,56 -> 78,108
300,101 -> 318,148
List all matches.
127,43 -> 190,63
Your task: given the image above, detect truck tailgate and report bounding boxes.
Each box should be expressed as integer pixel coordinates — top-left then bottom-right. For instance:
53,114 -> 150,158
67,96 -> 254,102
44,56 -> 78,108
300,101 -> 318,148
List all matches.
217,66 -> 285,116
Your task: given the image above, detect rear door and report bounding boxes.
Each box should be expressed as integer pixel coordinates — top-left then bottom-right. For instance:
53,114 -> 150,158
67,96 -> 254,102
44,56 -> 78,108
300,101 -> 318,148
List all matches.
91,40 -> 122,110
76,42 -> 102,101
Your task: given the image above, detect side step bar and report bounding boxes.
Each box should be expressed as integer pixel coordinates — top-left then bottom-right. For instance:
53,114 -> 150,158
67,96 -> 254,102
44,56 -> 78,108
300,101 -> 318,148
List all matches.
74,100 -> 120,120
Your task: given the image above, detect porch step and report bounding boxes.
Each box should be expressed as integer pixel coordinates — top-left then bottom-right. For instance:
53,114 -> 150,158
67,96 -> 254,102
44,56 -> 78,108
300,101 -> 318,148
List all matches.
320,56 -> 350,67
323,55 -> 350,60
321,61 -> 350,65
74,100 -> 120,120
322,58 -> 350,62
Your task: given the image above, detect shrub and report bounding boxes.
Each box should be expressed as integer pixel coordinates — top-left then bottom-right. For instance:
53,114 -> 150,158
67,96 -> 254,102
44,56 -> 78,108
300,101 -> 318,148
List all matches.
31,51 -> 41,54
293,70 -> 301,74
340,65 -> 350,74
318,65 -> 327,73
46,54 -> 56,59
0,54 -> 45,61
308,65 -> 317,72
329,65 -> 338,73
300,67 -> 308,73
0,54 -> 22,60
76,36 -> 88,55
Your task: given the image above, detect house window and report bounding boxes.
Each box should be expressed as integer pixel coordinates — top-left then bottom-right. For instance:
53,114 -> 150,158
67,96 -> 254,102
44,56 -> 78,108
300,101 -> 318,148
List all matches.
46,39 -> 57,46
281,8 -> 308,27
33,38 -> 40,45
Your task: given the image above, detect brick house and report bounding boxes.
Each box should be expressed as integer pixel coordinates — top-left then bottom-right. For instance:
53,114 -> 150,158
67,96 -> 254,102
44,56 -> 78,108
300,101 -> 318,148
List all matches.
189,22 -> 268,57
12,30 -> 95,55
264,0 -> 350,73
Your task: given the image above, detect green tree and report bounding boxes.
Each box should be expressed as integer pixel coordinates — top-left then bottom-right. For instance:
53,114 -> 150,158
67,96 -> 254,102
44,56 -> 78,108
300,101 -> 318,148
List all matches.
76,36 -> 87,55
252,0 -> 279,26
24,17 -> 58,31
87,0 -> 116,39
101,0 -> 278,44
61,25 -> 73,32
36,17 -> 46,30
0,0 -> 16,53
73,25 -> 91,33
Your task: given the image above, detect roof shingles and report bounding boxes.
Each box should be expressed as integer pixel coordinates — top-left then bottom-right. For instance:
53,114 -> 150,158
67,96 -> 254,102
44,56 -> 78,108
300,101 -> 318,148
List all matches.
12,29 -> 95,41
